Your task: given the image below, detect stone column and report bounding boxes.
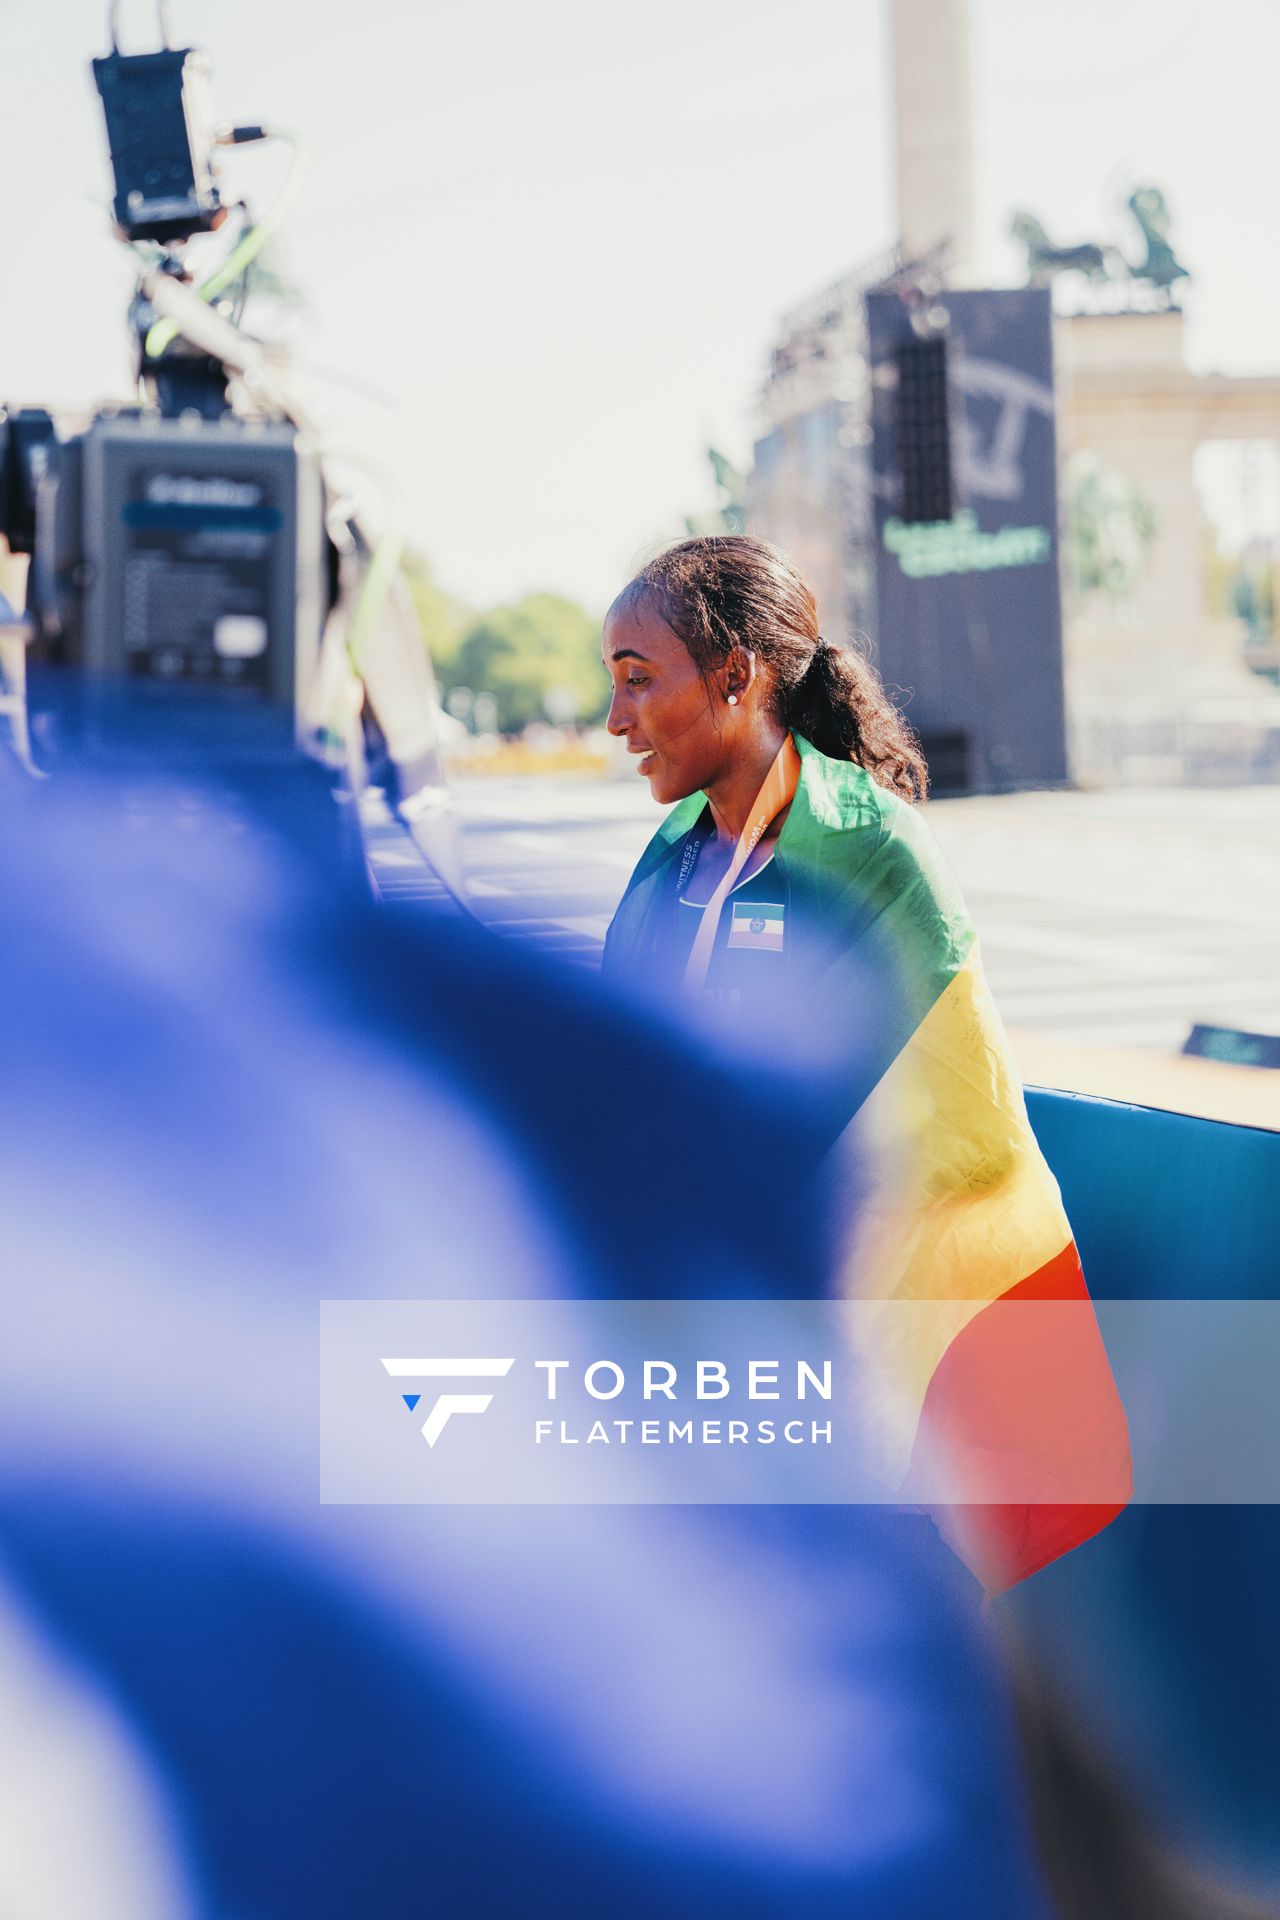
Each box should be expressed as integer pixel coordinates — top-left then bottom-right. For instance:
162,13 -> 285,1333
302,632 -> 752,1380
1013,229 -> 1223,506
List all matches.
891,0 -> 976,278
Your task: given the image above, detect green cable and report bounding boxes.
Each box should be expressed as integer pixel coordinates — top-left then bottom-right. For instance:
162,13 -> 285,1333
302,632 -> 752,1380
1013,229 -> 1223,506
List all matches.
144,130 -> 306,359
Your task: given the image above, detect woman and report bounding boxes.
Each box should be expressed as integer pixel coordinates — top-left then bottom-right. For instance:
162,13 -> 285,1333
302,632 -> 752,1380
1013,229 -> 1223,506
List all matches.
601,535 -> 1130,1595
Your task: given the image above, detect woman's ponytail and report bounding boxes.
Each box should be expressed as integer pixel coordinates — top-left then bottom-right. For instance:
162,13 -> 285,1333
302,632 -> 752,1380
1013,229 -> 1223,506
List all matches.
784,637 -> 929,803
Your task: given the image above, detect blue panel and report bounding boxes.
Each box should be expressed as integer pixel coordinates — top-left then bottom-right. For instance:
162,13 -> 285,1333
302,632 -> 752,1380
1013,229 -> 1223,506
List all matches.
1016,1086 -> 1280,1896
1025,1087 -> 1280,1301
122,501 -> 285,533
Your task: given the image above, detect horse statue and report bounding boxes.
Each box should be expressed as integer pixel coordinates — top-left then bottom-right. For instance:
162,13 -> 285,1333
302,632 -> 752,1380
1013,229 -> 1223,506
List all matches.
1125,187 -> 1191,301
1010,210 -> 1112,288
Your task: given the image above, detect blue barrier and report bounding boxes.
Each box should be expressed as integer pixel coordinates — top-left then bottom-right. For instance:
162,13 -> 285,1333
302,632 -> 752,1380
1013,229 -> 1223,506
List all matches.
1015,1087 -> 1280,1896
1026,1087 -> 1279,1302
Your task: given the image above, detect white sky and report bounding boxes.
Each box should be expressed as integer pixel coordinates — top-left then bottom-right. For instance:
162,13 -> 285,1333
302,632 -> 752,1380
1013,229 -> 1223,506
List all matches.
3,0 -> 1278,608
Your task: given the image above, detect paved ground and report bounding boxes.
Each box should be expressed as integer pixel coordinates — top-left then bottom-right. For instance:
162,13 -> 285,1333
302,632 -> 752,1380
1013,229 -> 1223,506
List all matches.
435,773 -> 1280,1055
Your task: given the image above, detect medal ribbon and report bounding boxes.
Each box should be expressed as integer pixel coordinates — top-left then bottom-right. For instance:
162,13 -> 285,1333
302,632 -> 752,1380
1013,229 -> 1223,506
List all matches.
682,733 -> 801,996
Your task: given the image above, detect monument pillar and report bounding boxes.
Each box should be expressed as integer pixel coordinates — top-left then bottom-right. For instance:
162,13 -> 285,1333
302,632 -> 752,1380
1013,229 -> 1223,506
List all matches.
891,0 -> 976,277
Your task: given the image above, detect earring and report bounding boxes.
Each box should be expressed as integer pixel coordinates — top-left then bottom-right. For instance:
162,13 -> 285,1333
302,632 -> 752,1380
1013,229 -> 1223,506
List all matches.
727,693 -> 739,706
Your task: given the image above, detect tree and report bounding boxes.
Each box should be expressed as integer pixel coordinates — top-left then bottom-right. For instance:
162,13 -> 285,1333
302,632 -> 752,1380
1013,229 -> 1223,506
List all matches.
442,594 -> 607,734
1064,453 -> 1157,605
402,553 -> 473,681
401,562 -> 605,735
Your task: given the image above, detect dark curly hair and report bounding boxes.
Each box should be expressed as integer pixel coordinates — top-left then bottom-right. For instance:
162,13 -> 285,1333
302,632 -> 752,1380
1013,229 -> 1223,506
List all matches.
612,535 -> 928,803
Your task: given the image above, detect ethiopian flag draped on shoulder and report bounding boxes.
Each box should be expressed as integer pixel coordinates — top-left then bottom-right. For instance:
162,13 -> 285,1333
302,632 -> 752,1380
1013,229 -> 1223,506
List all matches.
604,733 -> 1131,1593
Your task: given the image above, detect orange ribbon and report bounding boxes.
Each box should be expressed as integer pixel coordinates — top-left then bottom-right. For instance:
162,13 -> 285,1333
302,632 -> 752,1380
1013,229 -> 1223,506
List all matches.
682,733 -> 801,996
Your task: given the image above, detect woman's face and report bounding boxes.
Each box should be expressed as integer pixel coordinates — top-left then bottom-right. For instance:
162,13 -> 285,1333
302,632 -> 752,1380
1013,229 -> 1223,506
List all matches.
602,599 -> 732,805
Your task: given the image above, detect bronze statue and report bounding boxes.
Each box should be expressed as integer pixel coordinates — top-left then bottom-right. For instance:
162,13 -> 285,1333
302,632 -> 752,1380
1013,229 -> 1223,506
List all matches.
1011,190 -> 1191,308
1125,188 -> 1191,302
684,447 -> 748,539
1010,211 -> 1111,287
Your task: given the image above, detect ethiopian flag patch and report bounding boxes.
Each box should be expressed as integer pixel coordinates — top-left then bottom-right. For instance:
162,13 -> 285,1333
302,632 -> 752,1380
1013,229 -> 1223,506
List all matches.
728,900 -> 785,952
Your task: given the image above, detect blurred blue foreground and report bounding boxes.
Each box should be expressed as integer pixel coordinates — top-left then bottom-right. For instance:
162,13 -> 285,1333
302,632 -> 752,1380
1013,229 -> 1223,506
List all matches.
3,687 -> 1279,1919
0,703 -> 1050,1919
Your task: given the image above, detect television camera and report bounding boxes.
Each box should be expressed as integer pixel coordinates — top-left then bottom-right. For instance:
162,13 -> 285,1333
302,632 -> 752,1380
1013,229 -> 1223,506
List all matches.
0,2 -> 447,831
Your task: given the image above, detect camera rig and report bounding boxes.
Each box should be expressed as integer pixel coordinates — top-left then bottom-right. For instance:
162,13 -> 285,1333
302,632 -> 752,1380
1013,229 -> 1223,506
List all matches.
0,3 -> 449,841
